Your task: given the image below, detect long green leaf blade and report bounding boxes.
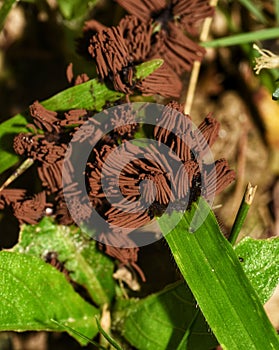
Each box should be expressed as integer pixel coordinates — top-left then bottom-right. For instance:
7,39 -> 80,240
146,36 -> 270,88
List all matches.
0,251 -> 99,345
158,199 -> 279,350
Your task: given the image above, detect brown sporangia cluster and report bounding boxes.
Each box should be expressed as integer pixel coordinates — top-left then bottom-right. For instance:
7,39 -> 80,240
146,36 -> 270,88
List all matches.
86,102 -> 235,232
114,0 -> 214,74
66,62 -> 90,86
13,102 -> 87,195
1,99 -> 235,280
7,101 -> 87,225
87,15 -> 181,97
72,102 -> 234,281
76,0 -> 214,98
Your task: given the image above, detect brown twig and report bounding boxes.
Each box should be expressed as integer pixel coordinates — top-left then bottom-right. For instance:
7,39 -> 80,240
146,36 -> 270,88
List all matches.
0,158 -> 34,192
184,0 -> 218,115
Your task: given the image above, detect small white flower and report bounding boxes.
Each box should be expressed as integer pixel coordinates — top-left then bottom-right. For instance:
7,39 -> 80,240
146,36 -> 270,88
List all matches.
253,43 -> 279,74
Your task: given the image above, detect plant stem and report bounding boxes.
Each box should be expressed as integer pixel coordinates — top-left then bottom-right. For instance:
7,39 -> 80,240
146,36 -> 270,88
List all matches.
51,319 -> 107,350
176,309 -> 200,350
0,158 -> 34,192
229,182 -> 257,245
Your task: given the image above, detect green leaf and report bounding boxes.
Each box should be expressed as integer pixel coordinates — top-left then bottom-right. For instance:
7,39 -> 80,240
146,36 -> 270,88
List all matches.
158,198 -> 279,350
113,281 -> 218,350
56,0 -> 99,20
0,251 -> 99,345
135,59 -> 163,80
0,113 -> 30,174
12,217 -> 115,306
41,78 -> 124,112
235,237 -> 279,304
40,58 -> 163,112
202,27 -> 279,48
0,0 -> 17,32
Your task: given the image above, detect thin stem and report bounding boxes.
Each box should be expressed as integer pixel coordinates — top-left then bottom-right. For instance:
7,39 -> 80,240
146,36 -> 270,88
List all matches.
0,158 -> 34,192
95,316 -> 123,350
184,0 -> 218,115
229,182 -> 257,245
50,319 -> 107,350
176,309 -> 200,350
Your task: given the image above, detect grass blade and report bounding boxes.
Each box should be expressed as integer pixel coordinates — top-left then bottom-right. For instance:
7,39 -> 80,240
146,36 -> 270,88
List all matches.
51,319 -> 107,350
238,0 -> 267,24
275,0 -> 279,25
95,316 -> 123,350
176,310 -> 200,350
202,27 -> 279,48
